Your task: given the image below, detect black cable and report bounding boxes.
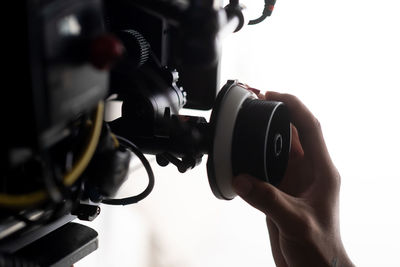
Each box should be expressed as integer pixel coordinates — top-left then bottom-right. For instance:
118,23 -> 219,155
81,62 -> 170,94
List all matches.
248,0 -> 276,25
101,135 -> 155,205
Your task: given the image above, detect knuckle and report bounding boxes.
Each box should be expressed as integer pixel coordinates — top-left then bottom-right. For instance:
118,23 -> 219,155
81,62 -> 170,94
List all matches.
335,171 -> 342,187
259,187 -> 279,214
323,168 -> 341,189
281,93 -> 298,106
312,117 -> 322,131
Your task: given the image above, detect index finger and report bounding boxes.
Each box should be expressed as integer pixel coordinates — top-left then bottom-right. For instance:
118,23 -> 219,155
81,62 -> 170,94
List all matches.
265,91 -> 332,165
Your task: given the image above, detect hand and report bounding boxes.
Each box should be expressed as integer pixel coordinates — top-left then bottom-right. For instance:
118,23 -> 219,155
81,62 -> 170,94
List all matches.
233,92 -> 354,267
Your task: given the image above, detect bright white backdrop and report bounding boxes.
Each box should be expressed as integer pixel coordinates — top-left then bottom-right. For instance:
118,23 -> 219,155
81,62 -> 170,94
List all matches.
78,0 -> 400,266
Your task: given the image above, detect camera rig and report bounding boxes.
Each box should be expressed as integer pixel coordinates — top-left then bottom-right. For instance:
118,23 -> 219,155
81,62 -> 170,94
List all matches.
0,0 -> 288,266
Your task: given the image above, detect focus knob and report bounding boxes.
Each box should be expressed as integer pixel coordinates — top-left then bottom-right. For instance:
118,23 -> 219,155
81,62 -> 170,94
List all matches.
207,80 -> 291,200
115,29 -> 151,71
231,99 -> 291,186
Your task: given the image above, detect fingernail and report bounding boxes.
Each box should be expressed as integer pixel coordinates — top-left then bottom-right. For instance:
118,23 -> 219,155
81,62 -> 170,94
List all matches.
233,175 -> 253,196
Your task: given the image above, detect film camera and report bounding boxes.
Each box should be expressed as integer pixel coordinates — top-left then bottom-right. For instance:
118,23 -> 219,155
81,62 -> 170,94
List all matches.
0,0 -> 290,265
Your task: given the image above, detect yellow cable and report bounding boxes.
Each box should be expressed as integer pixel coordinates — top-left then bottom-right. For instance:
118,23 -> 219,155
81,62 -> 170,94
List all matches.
63,101 -> 104,186
110,133 -> 120,148
0,191 -> 47,209
0,102 -> 104,209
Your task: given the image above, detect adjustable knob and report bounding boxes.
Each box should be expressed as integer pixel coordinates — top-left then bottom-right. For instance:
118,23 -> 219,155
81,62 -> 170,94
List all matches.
115,29 -> 151,71
231,99 -> 291,186
207,81 -> 291,200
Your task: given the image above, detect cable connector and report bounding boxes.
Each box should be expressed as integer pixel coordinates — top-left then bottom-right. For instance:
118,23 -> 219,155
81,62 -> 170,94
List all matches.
248,0 -> 277,25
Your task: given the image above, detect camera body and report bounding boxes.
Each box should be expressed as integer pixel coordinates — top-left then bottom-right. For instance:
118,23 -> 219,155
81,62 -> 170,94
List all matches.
0,0 -> 289,265
4,0 -> 108,163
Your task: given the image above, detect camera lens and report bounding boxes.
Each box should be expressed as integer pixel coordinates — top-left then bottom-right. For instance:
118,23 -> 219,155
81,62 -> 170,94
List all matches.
207,80 -> 291,200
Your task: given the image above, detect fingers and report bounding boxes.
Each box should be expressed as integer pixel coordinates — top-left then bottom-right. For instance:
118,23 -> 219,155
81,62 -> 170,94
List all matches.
265,91 -> 331,165
233,175 -> 296,229
289,124 -> 304,160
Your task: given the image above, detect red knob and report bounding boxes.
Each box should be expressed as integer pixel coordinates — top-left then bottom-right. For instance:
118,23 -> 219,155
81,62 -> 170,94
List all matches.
89,34 -> 124,70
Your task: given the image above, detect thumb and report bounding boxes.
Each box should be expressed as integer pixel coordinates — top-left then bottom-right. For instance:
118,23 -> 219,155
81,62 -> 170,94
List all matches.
233,174 -> 296,225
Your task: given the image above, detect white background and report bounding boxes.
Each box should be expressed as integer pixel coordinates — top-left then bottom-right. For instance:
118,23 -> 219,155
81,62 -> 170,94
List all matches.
78,0 -> 400,266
